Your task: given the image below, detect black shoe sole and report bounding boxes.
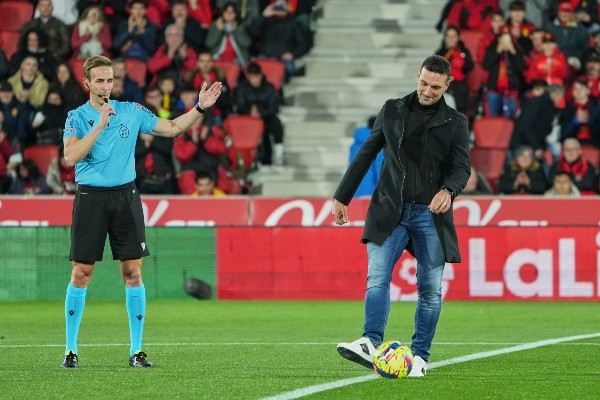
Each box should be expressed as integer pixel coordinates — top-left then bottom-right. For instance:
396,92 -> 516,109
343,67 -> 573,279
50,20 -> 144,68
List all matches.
337,347 -> 373,369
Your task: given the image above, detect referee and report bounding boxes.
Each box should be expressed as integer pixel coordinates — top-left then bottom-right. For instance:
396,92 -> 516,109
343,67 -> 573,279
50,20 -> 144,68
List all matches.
60,56 -> 222,368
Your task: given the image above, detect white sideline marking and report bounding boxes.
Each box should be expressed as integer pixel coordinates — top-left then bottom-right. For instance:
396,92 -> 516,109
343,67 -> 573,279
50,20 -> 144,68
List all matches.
261,332 -> 600,400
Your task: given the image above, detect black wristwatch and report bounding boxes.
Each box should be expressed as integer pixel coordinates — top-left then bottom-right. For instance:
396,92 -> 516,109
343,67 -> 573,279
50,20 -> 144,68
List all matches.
195,104 -> 207,114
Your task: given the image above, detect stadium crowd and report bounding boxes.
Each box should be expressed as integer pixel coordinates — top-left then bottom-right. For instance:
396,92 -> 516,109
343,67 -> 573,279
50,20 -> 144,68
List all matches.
433,0 -> 600,196
0,0 -> 315,196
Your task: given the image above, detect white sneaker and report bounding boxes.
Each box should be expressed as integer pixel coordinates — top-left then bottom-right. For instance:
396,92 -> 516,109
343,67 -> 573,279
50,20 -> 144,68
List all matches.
407,355 -> 428,378
336,337 -> 377,369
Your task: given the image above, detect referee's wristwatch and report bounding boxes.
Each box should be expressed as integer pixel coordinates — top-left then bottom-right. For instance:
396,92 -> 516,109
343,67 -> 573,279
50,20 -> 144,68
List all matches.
195,103 -> 207,114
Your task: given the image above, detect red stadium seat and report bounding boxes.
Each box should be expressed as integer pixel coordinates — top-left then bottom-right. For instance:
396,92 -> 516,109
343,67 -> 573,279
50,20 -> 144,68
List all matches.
581,144 -> 600,168
0,1 -> 34,32
460,30 -> 484,63
212,59 -> 240,89
252,59 -> 285,91
470,148 -> 506,193
23,144 -> 59,177
68,58 -> 89,93
178,170 -> 197,195
223,115 -> 264,174
473,117 -> 514,150
0,30 -> 20,60
125,58 -> 147,88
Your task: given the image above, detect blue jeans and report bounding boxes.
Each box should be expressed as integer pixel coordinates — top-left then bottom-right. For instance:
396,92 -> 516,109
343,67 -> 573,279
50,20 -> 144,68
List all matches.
486,91 -> 517,119
363,203 -> 445,361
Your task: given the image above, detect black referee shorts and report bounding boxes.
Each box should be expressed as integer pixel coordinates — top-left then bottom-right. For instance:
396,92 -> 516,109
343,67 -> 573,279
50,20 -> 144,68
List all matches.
70,181 -> 150,263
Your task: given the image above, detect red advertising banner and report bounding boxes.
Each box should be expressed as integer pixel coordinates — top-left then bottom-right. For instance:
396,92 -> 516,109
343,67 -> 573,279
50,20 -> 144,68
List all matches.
250,197 -> 600,227
1,196 -> 600,227
0,196 -> 249,226
217,226 -> 600,301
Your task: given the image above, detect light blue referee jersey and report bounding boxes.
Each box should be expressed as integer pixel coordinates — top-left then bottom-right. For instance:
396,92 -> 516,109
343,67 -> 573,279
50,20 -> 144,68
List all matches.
63,100 -> 158,187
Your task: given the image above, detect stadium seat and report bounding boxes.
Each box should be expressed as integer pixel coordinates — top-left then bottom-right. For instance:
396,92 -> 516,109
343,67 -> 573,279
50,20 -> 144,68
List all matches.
68,58 -> 89,93
178,170 -> 197,195
473,117 -> 514,150
223,115 -> 264,174
0,30 -> 20,60
212,59 -> 241,89
253,59 -> 285,91
23,144 -> 59,177
470,148 -> 506,193
460,30 -> 484,63
0,1 -> 34,32
125,58 -> 147,88
581,144 -> 600,168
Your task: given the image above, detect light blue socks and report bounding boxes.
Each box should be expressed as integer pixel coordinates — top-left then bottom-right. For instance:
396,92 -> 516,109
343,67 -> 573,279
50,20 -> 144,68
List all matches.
65,283 -> 87,354
125,284 -> 146,356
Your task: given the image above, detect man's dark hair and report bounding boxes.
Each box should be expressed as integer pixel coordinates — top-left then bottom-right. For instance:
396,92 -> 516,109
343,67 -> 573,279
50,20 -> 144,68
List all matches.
246,62 -> 262,75
420,55 -> 451,78
509,0 -> 526,11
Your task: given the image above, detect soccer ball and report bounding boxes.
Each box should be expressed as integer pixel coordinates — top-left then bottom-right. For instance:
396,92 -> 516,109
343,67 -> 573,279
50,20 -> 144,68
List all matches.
372,341 -> 413,379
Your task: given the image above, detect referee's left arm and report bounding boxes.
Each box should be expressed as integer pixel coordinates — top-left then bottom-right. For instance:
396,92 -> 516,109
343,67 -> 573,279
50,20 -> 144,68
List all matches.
153,81 -> 222,138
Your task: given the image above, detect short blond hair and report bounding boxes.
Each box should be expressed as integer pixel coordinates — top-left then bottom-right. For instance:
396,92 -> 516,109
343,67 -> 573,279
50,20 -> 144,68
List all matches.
83,55 -> 113,81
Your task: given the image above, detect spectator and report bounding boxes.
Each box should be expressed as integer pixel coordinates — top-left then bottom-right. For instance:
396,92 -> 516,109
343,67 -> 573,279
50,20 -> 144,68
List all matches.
545,1 -> 589,70
0,80 -> 30,152
49,0 -> 79,26
21,0 -> 71,62
498,144 -> 548,194
145,0 -> 172,28
247,0 -> 311,80
186,0 -> 213,29
206,2 -> 252,67
148,24 -> 197,87
462,165 -> 494,194
509,80 -> 562,159
46,146 -> 76,194
478,10 -> 506,65
500,0 -> 548,28
187,50 -> 233,123
31,89 -> 68,145
435,26 -> 474,115
157,74 -> 180,119
482,26 -> 526,118
349,115 -> 383,198
8,56 -> 50,109
505,0 -> 536,54
10,27 -> 58,81
191,170 -> 226,196
582,26 -> 600,67
547,0 -> 599,31
159,0 -> 206,52
174,114 -> 228,183
559,78 -> 600,147
526,28 -> 546,66
544,170 -> 581,196
76,1 -> 129,35
579,54 -> 600,100
71,5 -> 112,59
215,0 -> 261,23
112,0 -> 158,62
525,32 -> 568,85
7,159 -> 52,195
0,126 -> 14,193
235,62 -> 285,165
111,58 -> 143,103
48,62 -> 87,111
446,0 -> 499,31
550,137 -> 598,193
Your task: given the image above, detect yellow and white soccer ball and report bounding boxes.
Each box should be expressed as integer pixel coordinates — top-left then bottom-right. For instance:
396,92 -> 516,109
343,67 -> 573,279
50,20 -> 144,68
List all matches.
372,341 -> 413,379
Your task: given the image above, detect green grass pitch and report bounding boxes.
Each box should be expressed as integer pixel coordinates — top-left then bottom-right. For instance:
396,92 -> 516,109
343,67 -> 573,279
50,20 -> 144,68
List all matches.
0,300 -> 598,399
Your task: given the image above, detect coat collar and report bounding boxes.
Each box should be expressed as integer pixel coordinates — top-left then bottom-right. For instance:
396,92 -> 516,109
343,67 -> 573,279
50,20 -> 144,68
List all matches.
395,91 -> 455,127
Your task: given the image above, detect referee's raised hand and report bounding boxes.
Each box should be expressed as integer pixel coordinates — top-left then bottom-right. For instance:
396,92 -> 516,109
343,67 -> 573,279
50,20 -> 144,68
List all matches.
197,81 -> 223,110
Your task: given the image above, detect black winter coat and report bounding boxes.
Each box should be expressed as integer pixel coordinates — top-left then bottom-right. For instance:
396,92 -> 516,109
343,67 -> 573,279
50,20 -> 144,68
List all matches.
334,92 -> 471,263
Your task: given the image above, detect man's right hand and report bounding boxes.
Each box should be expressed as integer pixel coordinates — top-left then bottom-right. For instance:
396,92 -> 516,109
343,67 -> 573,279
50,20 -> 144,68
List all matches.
332,199 -> 348,225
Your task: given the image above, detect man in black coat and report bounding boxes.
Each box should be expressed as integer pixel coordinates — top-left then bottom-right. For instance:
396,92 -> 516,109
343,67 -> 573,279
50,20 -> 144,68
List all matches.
333,56 -> 471,378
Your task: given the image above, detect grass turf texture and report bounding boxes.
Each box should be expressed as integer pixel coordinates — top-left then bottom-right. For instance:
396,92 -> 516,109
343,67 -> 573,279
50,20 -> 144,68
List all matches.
0,301 -> 598,399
